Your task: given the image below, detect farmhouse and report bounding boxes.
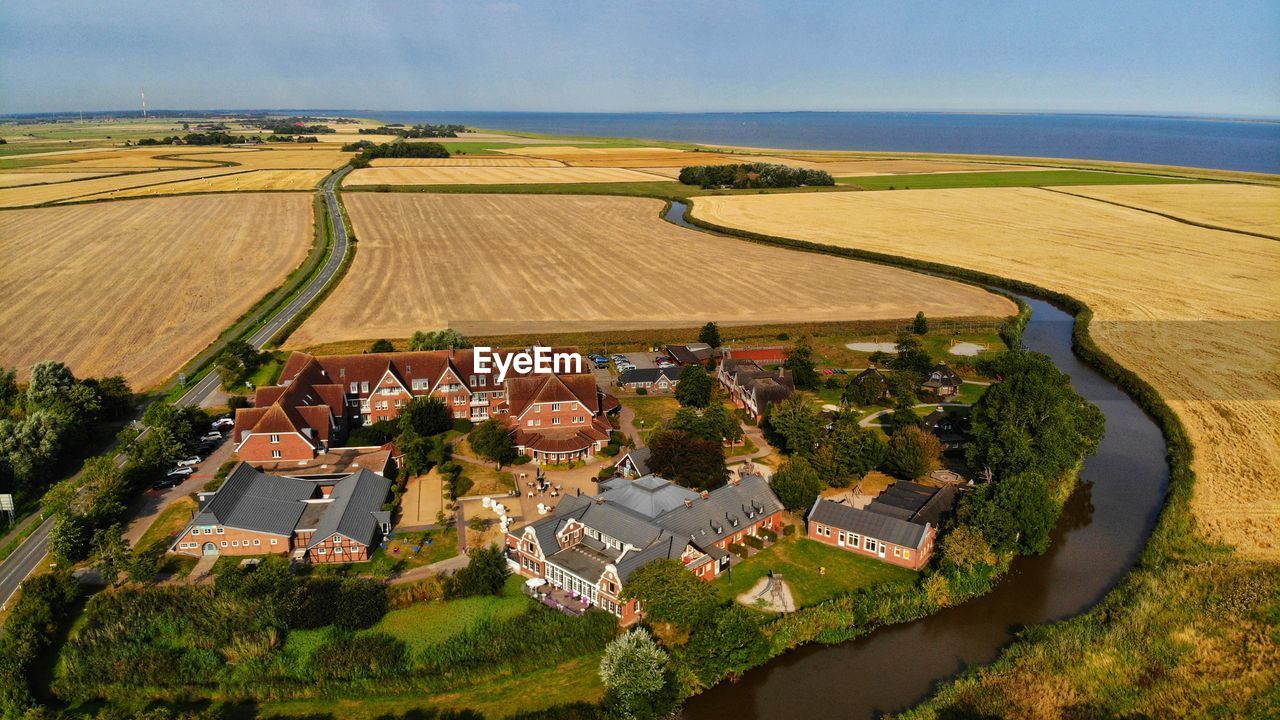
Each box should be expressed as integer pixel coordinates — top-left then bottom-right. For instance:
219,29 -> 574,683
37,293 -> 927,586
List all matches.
507,473 -> 784,624
851,365 -> 891,400
617,366 -> 680,393
921,408 -> 968,451
922,362 -> 963,398
234,348 -> 620,465
806,481 -> 954,570
170,462 -> 391,563
663,343 -> 712,366
717,358 -> 795,419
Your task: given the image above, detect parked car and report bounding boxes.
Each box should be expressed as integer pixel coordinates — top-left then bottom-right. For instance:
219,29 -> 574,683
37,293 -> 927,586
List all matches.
175,455 -> 202,467
152,476 -> 184,490
212,417 -> 234,430
200,431 -> 224,443
196,440 -> 218,452
589,354 -> 608,364
166,465 -> 196,478
595,362 -> 609,370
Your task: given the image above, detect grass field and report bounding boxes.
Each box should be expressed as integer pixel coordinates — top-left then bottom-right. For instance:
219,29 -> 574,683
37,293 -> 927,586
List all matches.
693,186 -> 1280,558
836,169 -> 1200,190
716,536 -> 917,608
0,194 -> 314,388
619,395 -> 682,442
344,165 -> 672,185
286,193 -> 1015,348
373,575 -> 529,656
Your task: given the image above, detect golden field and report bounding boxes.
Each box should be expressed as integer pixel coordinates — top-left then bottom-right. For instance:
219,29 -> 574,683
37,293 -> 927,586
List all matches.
0,171 -> 121,188
74,169 -> 331,200
369,157 -> 566,167
498,145 -> 748,167
1060,183 -> 1280,236
0,194 -> 314,389
693,186 -> 1280,558
286,193 -> 1015,349
0,166 -> 248,207
342,166 -> 672,185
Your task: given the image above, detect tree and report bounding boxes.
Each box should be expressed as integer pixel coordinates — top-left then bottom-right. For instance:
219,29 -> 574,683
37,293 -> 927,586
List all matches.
0,367 -> 18,416
939,524 -> 997,571
886,426 -> 942,479
844,371 -> 887,407
783,336 -> 819,390
599,629 -> 673,720
647,430 -> 728,491
697,322 -> 722,348
958,472 -> 1060,555
675,364 -> 713,408
449,545 -> 511,598
813,419 -> 887,486
215,340 -> 265,389
334,577 -> 389,629
704,402 -> 743,444
766,394 -> 821,456
913,311 -> 929,335
90,524 -> 131,584
681,604 -> 768,684
893,335 -> 932,374
369,339 -> 394,353
26,361 -> 75,410
409,328 -> 472,351
885,394 -> 921,434
770,456 -> 824,511
469,419 -> 516,467
398,395 -> 451,438
623,559 -> 717,629
49,512 -> 94,564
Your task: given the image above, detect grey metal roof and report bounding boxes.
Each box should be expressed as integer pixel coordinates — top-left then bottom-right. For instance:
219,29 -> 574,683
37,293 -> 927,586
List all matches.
598,474 -> 701,519
306,469 -> 391,549
613,532 -> 686,581
652,474 -> 783,550
617,367 -> 680,385
613,446 -> 652,475
526,492 -> 665,554
808,499 -> 929,548
192,462 -> 315,536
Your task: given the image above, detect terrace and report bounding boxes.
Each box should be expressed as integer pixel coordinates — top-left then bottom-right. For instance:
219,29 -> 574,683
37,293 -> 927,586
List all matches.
525,580 -> 589,617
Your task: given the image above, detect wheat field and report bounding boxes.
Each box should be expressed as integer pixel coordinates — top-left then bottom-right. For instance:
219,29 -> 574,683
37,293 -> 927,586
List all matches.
75,169 -> 331,200
342,166 -> 672,185
0,171 -> 122,188
1060,183 -> 1280,236
287,193 -> 1015,349
694,187 -> 1280,558
0,167 -> 249,207
369,157 -> 566,167
0,194 -> 314,389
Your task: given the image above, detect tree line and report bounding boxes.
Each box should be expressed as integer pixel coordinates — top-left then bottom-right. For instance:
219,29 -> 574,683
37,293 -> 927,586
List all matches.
678,163 -> 835,189
343,140 -> 451,168
360,123 -> 468,138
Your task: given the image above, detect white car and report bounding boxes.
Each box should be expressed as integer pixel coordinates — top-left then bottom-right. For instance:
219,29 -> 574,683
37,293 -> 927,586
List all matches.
200,431 -> 224,443
166,465 -> 196,478
212,418 -> 234,430
175,455 -> 202,467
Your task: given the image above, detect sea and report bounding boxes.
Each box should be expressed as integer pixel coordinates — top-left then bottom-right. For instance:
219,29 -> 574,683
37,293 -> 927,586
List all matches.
326,110 -> 1279,174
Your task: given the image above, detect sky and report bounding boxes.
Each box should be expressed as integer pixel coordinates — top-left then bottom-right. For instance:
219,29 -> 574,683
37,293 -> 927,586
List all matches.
2,0 -> 1278,117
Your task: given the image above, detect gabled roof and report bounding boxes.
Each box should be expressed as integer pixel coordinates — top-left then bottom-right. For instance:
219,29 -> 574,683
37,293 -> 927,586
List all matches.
617,367 -> 681,385
665,343 -> 712,365
853,366 -> 887,384
306,469 -> 392,549
723,347 -> 788,364
923,362 -> 963,388
808,498 -> 929,548
535,493 -> 667,550
507,373 -> 603,417
654,474 -> 783,549
192,463 -> 316,536
614,446 -> 651,475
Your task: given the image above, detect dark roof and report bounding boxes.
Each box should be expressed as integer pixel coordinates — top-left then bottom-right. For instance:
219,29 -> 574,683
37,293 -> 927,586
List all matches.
654,474 -> 783,550
614,446 -> 651,475
617,367 -> 680,386
597,474 -> 701,518
544,493 -> 666,549
865,481 -> 957,528
853,366 -> 887,385
306,470 -> 392,549
192,463 -> 316,536
922,409 -> 967,444
665,343 -> 712,365
613,532 -> 685,581
808,498 -> 929,548
922,363 -> 963,389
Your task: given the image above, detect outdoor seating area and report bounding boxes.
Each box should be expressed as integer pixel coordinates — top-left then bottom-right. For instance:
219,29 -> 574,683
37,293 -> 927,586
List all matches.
523,578 -> 588,616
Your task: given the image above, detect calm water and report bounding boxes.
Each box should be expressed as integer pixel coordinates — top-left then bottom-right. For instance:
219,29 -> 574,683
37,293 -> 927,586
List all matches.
673,293 -> 1169,719
347,110 -> 1278,173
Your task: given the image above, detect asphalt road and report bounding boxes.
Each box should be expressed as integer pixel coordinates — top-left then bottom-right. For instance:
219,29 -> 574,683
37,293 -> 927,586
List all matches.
0,168 -> 352,611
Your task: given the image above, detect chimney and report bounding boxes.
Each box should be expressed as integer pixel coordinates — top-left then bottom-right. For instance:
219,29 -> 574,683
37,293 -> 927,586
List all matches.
595,497 -> 605,505
450,347 -> 456,358
683,498 -> 694,509
700,490 -> 710,500
778,368 -> 784,378
728,474 -> 740,486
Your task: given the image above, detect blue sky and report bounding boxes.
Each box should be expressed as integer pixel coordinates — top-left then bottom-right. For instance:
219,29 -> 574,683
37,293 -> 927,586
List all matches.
2,0 -> 1277,116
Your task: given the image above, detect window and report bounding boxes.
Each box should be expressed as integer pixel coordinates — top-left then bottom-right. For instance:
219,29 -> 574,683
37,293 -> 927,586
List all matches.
551,417 -> 561,425
270,434 -> 280,443
220,541 -> 228,547
850,534 -> 861,548
864,539 -> 878,553
318,548 -> 327,555
837,532 -> 845,543
231,540 -> 239,547
574,416 -> 584,424
551,403 -> 560,411
191,529 -> 199,536
333,546 -> 343,553
216,528 -> 225,535
350,382 -> 358,393
253,539 -> 261,546
270,539 -> 278,546
478,375 -> 487,387
902,549 -> 911,559
271,450 -> 282,459
893,547 -> 902,558
361,381 -> 370,393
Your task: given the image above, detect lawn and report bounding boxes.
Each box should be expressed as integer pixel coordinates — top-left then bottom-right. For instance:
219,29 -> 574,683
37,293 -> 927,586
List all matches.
715,536 -> 917,608
809,329 -> 1006,371
371,575 -> 530,656
620,395 -> 681,441
309,527 -> 459,578
456,458 -> 516,496
134,496 -> 196,551
954,381 -> 989,405
836,169 -> 1206,190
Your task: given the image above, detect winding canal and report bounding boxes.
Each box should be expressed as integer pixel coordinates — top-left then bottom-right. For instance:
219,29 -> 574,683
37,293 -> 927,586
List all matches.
663,201 -> 1171,719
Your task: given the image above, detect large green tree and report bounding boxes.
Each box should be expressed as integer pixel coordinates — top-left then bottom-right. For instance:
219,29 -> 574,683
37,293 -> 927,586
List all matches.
769,455 -> 824,511
697,321 -> 722,348
599,629 -> 674,720
647,429 -> 728,491
958,471 -> 1059,555
469,419 -> 516,468
766,393 -> 822,456
623,559 -> 717,630
398,395 -> 451,438
812,419 -> 888,486
784,336 -> 819,390
886,425 -> 942,479
675,364 -> 713,408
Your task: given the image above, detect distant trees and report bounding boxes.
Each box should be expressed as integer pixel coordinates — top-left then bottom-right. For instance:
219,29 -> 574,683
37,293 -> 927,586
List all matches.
698,321 -> 722,348
361,123 -> 467,138
137,130 -> 238,146
675,365 -> 713,408
678,163 -> 835,189
369,339 -> 394,353
469,419 -> 516,468
409,327 -> 472,351
399,396 -> 452,438
348,140 -> 450,168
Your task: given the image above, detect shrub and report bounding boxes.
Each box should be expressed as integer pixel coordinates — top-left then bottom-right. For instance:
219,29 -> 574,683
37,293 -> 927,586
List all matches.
743,535 -> 764,550
448,545 -> 510,598
637,386 -> 648,395
782,525 -> 797,537
728,542 -> 748,558
291,577 -> 341,629
452,417 -> 474,433
0,572 -> 80,716
600,443 -> 620,457
333,578 -> 389,630
388,575 -> 447,609
759,528 -> 778,542
310,631 -> 407,679
511,454 -> 532,465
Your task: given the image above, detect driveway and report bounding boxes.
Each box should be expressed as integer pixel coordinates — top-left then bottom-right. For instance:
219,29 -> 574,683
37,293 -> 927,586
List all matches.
620,352 -> 657,369
123,438 -> 234,548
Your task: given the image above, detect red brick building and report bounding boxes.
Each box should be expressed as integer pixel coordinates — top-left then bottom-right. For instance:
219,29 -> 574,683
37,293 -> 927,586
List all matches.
233,348 -> 620,466
805,482 -> 956,571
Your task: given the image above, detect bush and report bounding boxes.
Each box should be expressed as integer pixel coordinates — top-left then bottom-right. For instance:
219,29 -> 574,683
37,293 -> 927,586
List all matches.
292,577 -> 340,629
452,417 -> 474,433
0,572 -> 81,716
388,575 -> 447,609
600,443 -> 620,457
782,525 -> 797,537
310,631 -> 407,679
637,386 -> 648,395
759,528 -> 778,542
511,454 -> 532,465
728,542 -> 748,558
334,578 -> 389,630
743,535 -> 765,550
448,545 -> 511,598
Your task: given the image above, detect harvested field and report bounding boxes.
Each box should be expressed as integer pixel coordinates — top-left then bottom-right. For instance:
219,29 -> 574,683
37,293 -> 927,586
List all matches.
499,146 -> 746,167
75,169 -> 330,199
0,171 -> 122,187
287,193 -> 1014,350
1061,183 -> 1280,236
0,166 -> 247,207
176,148 -> 352,170
0,194 -> 314,389
369,157 -> 565,167
36,148 -> 228,170
342,166 -> 672,186
785,158 -> 1054,175
694,188 -> 1280,558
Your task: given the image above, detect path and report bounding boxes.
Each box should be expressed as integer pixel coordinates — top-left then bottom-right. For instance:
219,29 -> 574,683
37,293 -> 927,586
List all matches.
0,167 -> 353,613
858,402 -> 971,428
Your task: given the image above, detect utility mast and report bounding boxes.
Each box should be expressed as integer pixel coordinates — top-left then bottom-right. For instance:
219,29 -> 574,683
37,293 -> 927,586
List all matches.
141,87 -> 147,118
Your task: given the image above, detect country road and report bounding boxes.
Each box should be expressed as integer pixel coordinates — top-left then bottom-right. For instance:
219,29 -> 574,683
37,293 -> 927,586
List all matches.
0,168 -> 352,612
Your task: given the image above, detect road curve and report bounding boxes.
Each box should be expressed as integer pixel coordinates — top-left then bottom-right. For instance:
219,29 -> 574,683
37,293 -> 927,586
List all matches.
0,167 -> 352,612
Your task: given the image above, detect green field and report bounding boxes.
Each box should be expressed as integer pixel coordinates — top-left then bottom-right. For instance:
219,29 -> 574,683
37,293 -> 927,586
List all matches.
837,169 -> 1207,190
716,536 -> 917,608
372,575 -> 530,655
